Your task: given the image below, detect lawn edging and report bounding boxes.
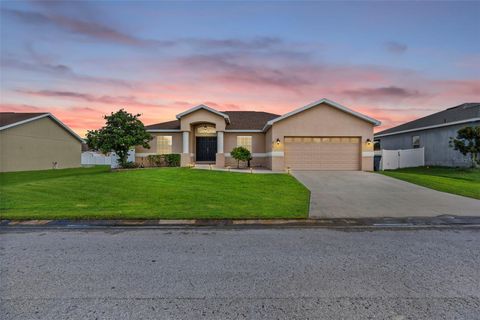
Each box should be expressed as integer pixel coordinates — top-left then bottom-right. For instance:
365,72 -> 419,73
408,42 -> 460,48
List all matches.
2,215 -> 480,228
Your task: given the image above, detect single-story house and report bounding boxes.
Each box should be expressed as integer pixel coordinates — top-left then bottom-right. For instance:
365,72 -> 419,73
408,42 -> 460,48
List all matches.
0,112 -> 83,172
136,98 -> 380,171
374,103 -> 480,167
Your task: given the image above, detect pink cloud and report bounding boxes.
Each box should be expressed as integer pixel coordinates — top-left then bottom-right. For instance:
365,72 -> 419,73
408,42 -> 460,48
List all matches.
3,50 -> 479,136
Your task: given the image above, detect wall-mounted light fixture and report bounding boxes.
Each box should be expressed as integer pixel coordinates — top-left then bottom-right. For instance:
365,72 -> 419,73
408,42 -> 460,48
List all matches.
275,138 -> 281,145
366,138 -> 372,146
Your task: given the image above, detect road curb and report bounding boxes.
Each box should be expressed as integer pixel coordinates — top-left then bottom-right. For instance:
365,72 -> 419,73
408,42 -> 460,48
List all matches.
1,216 -> 480,229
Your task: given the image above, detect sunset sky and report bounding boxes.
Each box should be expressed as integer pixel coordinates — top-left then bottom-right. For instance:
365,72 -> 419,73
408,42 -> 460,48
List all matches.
1,1 -> 479,137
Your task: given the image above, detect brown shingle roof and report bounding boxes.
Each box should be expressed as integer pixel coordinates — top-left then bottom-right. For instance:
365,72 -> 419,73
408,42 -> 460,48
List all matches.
145,111 -> 280,131
0,112 -> 48,127
223,111 -> 279,130
145,119 -> 180,130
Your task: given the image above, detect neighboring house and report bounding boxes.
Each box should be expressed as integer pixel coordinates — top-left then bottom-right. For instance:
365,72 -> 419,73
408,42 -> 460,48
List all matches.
136,98 -> 380,171
374,103 -> 480,167
0,112 -> 83,172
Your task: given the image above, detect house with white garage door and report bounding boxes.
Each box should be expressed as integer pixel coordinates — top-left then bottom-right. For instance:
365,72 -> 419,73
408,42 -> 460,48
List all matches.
136,98 -> 381,171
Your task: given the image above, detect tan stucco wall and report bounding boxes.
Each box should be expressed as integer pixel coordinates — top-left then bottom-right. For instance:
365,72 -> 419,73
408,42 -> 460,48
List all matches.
135,132 -> 182,154
224,132 -> 267,168
180,109 -> 226,131
264,128 -> 273,169
0,117 -> 81,172
268,103 -> 374,171
362,156 -> 374,171
224,132 -> 265,154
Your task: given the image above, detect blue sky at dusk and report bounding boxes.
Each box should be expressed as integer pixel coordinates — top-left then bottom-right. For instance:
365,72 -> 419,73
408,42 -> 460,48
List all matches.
1,1 -> 479,136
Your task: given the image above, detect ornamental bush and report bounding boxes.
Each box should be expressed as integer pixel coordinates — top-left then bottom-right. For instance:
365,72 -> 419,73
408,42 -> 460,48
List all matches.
164,154 -> 180,167
230,146 -> 252,168
121,161 -> 139,169
147,155 -> 164,167
450,126 -> 480,168
146,154 -> 180,167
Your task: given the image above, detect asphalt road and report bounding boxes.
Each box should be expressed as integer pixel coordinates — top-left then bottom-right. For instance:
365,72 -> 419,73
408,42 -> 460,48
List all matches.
1,227 -> 479,319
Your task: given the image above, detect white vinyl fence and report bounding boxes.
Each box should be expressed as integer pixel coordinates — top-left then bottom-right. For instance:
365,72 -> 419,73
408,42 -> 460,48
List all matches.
81,150 -> 135,168
377,147 -> 424,170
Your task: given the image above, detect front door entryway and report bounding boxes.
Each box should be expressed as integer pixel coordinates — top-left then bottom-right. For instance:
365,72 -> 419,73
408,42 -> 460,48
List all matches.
196,137 -> 217,162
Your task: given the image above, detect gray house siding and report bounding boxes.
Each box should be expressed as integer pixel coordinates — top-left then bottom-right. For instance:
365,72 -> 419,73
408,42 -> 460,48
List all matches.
377,121 -> 480,167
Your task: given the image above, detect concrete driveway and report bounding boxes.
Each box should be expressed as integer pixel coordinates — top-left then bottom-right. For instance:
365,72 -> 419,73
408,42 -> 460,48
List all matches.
293,171 -> 480,219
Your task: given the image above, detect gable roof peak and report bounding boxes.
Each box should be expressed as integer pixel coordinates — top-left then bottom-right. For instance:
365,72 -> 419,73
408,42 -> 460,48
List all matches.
262,98 -> 381,131
175,104 -> 230,123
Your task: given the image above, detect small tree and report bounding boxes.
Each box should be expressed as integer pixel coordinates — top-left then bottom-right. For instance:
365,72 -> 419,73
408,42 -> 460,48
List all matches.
230,146 -> 252,168
86,109 -> 152,168
449,126 -> 480,168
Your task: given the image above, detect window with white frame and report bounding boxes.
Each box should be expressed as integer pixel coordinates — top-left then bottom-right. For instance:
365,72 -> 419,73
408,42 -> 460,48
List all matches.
412,135 -> 420,149
157,136 -> 172,154
237,136 -> 252,151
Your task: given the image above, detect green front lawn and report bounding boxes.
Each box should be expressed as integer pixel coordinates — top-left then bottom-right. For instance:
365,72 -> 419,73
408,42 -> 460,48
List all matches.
0,167 -> 309,220
380,166 -> 480,199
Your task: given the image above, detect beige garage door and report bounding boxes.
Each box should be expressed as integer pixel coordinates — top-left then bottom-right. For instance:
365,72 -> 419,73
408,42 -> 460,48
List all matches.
285,137 -> 361,170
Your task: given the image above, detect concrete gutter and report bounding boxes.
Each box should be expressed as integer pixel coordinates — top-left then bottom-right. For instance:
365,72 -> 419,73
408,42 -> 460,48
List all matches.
1,216 -> 480,229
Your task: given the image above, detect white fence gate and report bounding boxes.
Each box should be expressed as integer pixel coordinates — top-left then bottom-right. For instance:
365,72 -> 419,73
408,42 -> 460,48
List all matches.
81,150 -> 135,168
377,148 -> 424,170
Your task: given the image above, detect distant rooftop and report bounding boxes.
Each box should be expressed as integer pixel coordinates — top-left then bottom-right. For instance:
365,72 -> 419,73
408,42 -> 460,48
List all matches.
0,112 -> 48,128
375,103 -> 480,136
0,112 -> 83,142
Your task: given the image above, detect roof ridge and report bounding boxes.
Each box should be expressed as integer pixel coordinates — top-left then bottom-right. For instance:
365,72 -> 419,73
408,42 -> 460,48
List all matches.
445,102 -> 479,110
221,110 -> 280,114
0,112 -> 48,114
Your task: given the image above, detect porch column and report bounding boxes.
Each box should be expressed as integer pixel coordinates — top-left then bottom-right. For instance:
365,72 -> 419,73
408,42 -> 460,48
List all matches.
181,131 -> 191,167
182,131 -> 189,154
216,131 -> 225,167
217,131 -> 224,153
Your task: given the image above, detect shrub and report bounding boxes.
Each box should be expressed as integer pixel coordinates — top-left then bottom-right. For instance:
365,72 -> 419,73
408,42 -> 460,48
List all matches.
230,146 -> 252,168
147,154 -> 164,167
450,126 -> 480,168
164,154 -> 180,167
121,161 -> 139,169
146,154 -> 180,167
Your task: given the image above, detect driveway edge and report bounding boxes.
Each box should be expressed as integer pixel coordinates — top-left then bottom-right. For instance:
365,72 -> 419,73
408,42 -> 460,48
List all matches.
1,216 -> 480,229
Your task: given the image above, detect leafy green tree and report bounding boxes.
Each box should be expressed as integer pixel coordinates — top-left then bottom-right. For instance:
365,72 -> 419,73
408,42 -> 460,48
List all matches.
230,146 -> 252,168
86,109 -> 152,168
450,126 -> 480,168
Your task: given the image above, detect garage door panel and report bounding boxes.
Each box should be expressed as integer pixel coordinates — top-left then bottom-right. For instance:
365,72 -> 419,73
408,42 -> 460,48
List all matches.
285,136 -> 360,171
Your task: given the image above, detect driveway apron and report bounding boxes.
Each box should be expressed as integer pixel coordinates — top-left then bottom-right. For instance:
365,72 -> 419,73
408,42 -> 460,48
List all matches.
293,171 -> 480,219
